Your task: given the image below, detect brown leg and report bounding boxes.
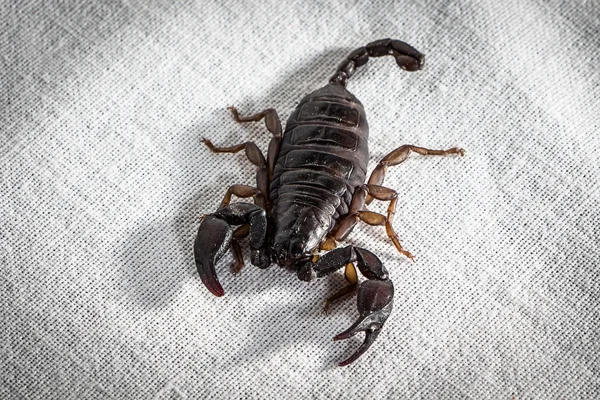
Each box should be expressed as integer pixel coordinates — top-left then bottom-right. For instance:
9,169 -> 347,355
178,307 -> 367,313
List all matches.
334,184 -> 415,261
227,106 -> 283,181
230,239 -> 244,274
202,138 -> 270,208
320,236 -> 337,252
230,224 -> 250,274
219,184 -> 263,209
367,144 -> 464,204
323,263 -> 359,314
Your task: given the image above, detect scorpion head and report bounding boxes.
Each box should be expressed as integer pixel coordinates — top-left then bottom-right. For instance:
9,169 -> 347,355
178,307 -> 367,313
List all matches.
271,206 -> 329,268
272,238 -> 312,268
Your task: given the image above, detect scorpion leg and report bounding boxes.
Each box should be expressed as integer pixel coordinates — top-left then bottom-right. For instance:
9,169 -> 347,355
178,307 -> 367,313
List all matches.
334,185 -> 415,260
230,224 -> 250,275
203,107 -> 283,210
297,246 -> 393,366
227,106 -> 283,181
194,203 -> 268,297
323,263 -> 358,315
202,138 -> 270,209
367,144 -> 464,205
219,184 -> 264,211
324,185 -> 367,250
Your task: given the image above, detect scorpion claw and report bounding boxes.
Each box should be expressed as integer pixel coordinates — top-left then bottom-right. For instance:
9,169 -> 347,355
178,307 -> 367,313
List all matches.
194,215 -> 233,297
335,329 -> 381,367
334,279 -> 394,366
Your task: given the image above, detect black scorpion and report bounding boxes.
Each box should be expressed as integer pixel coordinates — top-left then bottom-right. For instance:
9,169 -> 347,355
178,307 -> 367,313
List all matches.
194,39 -> 464,366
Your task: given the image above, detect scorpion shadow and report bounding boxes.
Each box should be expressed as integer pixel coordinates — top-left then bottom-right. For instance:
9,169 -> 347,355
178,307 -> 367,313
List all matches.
117,47 -> 379,366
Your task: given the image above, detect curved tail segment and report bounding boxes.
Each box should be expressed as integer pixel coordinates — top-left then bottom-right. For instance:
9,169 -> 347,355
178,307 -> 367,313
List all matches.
330,38 -> 425,87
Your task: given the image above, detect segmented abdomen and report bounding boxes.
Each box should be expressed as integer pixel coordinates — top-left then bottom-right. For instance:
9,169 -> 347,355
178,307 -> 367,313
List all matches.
270,83 -> 370,236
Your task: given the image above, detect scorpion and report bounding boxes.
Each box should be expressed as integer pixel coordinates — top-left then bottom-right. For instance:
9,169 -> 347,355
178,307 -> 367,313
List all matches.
194,38 -> 464,366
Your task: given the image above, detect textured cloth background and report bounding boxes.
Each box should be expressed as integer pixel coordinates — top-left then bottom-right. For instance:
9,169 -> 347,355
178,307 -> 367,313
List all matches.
1,0 -> 599,398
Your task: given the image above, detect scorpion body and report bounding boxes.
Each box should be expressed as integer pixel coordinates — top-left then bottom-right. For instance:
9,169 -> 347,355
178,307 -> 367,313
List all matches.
195,39 -> 464,366
269,83 -> 369,267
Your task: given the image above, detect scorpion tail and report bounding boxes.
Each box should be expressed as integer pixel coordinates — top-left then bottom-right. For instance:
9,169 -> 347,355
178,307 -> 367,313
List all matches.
329,38 -> 425,86
194,215 -> 233,297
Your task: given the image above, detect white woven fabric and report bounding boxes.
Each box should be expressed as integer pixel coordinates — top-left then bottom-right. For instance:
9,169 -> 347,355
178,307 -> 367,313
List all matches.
1,0 -> 599,398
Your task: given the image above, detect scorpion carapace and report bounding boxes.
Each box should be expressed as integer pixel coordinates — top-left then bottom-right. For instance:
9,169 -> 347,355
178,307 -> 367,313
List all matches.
194,38 -> 464,366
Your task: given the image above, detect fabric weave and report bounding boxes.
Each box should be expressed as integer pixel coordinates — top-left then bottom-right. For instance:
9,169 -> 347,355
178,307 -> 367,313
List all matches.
1,1 -> 599,398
